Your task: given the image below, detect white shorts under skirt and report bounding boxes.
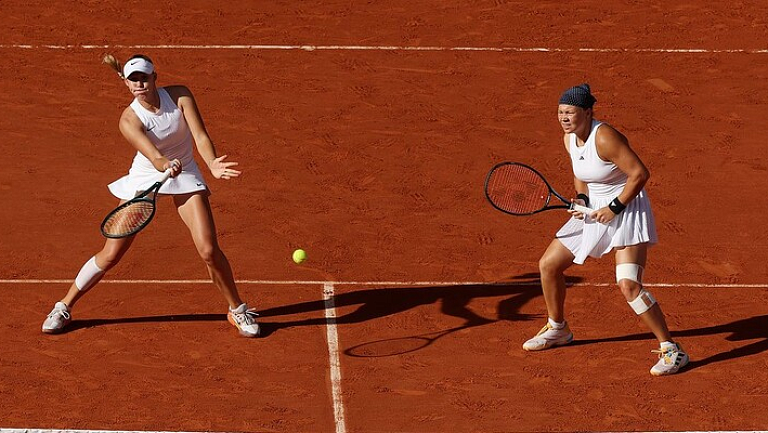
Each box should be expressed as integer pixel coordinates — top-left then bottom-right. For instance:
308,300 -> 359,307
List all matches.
107,167 -> 208,200
556,190 -> 657,264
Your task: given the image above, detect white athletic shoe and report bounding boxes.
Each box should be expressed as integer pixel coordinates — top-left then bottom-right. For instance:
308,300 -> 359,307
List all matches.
650,343 -> 689,376
42,301 -> 71,334
227,303 -> 261,337
522,322 -> 574,351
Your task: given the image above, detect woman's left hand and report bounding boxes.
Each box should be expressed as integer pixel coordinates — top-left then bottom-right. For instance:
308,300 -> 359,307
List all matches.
591,207 -> 618,225
210,155 -> 242,180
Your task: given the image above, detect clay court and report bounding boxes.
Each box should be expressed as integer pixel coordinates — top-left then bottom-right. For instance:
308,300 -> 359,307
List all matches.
2,1 -> 768,432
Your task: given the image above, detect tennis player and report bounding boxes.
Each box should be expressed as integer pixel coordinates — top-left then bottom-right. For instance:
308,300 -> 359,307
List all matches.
42,54 -> 260,338
522,84 -> 688,376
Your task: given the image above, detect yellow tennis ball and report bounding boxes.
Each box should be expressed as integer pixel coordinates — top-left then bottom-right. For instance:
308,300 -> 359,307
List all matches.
292,249 -> 307,264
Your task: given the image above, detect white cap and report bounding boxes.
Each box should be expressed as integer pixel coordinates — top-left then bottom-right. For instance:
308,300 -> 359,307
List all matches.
122,57 -> 155,78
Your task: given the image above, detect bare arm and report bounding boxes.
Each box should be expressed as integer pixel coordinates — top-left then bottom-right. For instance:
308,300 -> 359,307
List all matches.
168,86 -> 241,180
118,108 -> 180,174
591,125 -> 650,223
595,125 -> 649,205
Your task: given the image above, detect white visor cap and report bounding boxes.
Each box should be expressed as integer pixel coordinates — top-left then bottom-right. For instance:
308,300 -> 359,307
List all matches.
123,58 -> 155,79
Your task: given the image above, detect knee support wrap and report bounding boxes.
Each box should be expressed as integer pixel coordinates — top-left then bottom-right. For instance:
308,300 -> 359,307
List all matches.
628,289 -> 657,315
617,263 -> 655,314
616,263 -> 644,284
74,256 -> 105,292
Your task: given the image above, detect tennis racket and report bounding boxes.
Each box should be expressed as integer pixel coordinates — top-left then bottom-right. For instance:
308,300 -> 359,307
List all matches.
484,162 -> 592,216
100,169 -> 172,238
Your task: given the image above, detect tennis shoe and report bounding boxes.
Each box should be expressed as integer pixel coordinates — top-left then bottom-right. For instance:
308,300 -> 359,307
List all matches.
522,322 -> 574,351
650,343 -> 689,376
42,301 -> 71,334
227,303 -> 260,337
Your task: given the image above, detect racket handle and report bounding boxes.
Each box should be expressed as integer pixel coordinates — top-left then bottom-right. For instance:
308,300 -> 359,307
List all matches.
159,168 -> 173,183
570,203 -> 593,214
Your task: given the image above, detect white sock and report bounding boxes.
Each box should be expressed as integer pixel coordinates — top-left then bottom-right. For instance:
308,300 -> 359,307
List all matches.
660,341 -> 676,350
230,303 -> 247,313
548,318 -> 565,329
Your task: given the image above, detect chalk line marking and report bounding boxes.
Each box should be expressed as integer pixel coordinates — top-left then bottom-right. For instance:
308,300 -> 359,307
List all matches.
0,430 -> 215,433
322,283 -> 347,433
1,427 -> 766,433
1,44 -> 768,53
1,279 -> 767,288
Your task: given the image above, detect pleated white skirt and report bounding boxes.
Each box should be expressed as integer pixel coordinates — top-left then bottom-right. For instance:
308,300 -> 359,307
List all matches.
556,189 -> 657,264
107,160 -> 208,200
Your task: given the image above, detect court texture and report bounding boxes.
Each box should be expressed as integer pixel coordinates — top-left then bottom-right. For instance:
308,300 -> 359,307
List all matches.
2,1 -> 768,432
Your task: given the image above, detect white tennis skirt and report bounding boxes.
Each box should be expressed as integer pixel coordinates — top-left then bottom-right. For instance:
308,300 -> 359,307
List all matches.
107,161 -> 208,200
556,189 -> 657,264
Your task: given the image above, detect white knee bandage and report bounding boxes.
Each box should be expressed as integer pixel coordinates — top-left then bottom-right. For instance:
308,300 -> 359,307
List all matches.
74,256 -> 105,292
617,263 -> 654,314
616,263 -> 644,284
627,289 -> 657,315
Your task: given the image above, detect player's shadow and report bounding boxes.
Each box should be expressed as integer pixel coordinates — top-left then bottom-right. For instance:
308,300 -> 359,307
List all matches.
59,274 -> 559,335
571,314 -> 768,370
59,272 -> 563,335
65,313 -> 226,332
255,272 -> 583,338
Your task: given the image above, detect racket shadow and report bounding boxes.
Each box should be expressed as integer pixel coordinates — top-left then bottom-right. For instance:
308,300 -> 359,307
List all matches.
256,273 -> 586,353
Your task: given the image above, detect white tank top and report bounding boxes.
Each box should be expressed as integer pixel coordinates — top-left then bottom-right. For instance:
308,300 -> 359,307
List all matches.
128,87 -> 196,170
107,87 -> 207,199
568,120 -> 627,197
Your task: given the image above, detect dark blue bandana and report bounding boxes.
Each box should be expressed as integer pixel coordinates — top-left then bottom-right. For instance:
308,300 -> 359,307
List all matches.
559,83 -> 596,109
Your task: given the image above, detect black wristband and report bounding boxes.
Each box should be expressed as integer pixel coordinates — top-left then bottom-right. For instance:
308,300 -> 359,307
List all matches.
576,193 -> 590,208
608,197 -> 626,214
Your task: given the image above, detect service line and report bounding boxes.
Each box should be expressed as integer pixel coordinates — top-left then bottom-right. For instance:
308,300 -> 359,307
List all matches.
1,279 -> 767,288
1,44 -> 768,53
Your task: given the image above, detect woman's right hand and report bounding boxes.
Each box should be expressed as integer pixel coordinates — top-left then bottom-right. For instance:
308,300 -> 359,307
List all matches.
161,158 -> 183,177
568,198 -> 588,220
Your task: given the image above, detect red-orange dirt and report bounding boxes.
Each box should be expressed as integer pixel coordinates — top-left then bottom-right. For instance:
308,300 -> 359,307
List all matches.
2,2 -> 768,432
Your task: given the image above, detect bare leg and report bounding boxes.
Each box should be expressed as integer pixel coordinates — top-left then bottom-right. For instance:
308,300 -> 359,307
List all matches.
615,244 -> 672,342
174,192 -> 243,309
61,226 -> 136,309
538,239 -> 576,322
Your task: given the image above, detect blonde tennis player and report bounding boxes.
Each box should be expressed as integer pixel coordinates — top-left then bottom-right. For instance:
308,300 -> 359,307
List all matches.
42,54 -> 260,338
522,84 -> 688,376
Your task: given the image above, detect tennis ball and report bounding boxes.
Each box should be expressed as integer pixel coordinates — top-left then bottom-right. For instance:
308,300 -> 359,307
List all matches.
292,249 -> 307,264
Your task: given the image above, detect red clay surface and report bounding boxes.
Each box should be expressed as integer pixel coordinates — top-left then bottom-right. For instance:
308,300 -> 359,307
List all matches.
2,1 -> 768,432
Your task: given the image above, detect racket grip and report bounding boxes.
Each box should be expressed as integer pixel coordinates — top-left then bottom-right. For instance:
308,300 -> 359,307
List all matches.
159,168 -> 173,183
570,203 -> 593,214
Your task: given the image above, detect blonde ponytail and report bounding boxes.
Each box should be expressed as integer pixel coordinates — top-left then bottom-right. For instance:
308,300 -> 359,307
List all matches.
102,53 -> 124,79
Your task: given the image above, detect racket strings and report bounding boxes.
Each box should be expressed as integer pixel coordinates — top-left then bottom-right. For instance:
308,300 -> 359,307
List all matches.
487,165 -> 549,214
102,201 -> 155,237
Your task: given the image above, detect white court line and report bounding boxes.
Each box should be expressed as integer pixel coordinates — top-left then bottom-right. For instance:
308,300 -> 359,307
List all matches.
322,283 -> 347,433
1,44 -> 768,53
0,430 -> 216,433
1,279 -> 767,288
0,428 -> 766,433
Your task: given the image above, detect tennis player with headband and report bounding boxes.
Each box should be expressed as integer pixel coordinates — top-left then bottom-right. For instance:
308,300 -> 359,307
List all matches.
521,84 -> 688,376
42,54 -> 260,338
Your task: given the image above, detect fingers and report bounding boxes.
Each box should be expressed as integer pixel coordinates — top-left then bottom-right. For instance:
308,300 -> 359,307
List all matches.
220,168 -> 242,180
169,159 -> 183,177
592,212 -> 613,225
